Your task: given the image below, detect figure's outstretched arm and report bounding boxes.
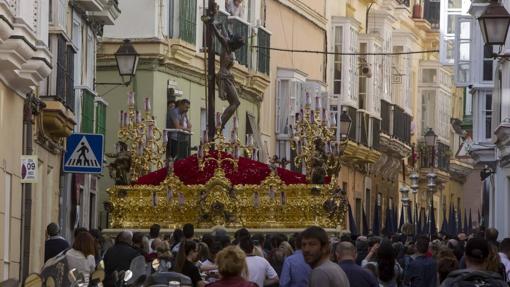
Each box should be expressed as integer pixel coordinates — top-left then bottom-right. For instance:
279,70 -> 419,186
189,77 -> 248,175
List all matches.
212,23 -> 229,51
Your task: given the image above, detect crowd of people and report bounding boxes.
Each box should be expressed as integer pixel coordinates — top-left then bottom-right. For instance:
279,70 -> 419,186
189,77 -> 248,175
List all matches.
43,222 -> 510,287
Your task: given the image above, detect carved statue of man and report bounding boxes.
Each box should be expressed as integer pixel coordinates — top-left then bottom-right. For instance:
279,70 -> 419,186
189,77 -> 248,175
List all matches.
210,17 -> 245,129
105,141 -> 131,185
310,138 -> 328,184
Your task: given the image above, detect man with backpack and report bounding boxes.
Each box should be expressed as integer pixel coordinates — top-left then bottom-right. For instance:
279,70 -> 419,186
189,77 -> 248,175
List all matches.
440,238 -> 507,287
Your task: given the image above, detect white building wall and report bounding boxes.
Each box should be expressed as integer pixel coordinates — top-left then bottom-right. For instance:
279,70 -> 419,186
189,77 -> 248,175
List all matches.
104,0 -> 160,38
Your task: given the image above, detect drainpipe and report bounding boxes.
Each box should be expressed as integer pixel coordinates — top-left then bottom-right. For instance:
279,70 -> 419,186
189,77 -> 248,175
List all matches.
20,94 -> 34,279
366,2 -> 375,34
20,94 -> 45,279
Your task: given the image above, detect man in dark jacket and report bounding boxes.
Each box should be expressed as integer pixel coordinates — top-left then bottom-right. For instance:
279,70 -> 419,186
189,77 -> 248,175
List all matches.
440,238 -> 507,287
103,231 -> 141,287
403,236 -> 437,287
44,223 -> 70,262
336,241 -> 379,287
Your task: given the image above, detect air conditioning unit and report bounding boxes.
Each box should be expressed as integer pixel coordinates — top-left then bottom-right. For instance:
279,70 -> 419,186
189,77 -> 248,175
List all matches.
360,64 -> 372,78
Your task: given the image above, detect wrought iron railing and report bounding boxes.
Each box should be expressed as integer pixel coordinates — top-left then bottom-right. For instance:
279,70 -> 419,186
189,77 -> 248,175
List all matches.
372,118 -> 381,150
257,27 -> 270,74
381,100 -> 391,135
178,0 -> 197,45
229,17 -> 249,67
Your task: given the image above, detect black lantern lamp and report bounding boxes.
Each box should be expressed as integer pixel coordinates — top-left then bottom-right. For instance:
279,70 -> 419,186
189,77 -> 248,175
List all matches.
339,108 -> 352,139
478,0 -> 510,46
115,39 -> 139,86
95,39 -> 140,88
424,128 -> 437,147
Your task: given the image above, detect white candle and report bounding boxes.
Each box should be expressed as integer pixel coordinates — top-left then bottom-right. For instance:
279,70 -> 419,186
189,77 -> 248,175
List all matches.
163,131 -> 168,143
128,92 -> 135,105
306,93 -> 311,106
136,111 -> 142,123
147,125 -> 154,139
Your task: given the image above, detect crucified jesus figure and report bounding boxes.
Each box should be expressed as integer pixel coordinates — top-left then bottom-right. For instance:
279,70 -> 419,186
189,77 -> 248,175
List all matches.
210,19 -> 245,129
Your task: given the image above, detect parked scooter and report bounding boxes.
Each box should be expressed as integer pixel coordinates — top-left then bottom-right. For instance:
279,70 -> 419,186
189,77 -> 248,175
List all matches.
143,259 -> 192,287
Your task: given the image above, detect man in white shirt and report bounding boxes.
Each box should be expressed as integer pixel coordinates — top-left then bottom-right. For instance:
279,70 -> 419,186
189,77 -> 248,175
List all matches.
240,236 -> 278,287
499,238 -> 510,282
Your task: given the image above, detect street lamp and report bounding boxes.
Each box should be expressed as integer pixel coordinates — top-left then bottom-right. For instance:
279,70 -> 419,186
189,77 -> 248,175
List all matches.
400,186 -> 410,227
424,128 -> 437,148
95,39 -> 140,88
115,39 -> 140,85
339,109 -> 352,139
409,171 -> 419,235
478,0 -> 510,46
426,171 -> 437,238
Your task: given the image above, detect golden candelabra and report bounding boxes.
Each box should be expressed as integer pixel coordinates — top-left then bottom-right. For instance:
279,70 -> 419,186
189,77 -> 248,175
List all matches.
290,93 -> 345,181
197,113 -> 256,171
118,92 -> 165,182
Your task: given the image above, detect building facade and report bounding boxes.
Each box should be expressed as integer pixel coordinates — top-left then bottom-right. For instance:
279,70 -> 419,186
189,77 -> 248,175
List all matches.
458,0 -> 510,238
97,0 -> 270,227
0,0 -> 119,280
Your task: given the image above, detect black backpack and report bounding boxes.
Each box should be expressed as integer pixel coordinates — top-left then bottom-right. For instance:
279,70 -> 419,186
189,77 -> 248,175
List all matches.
448,271 -> 507,287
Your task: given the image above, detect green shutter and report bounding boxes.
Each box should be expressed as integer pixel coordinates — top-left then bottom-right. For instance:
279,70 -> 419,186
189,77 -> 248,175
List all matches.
179,0 -> 196,44
81,90 -> 95,133
257,28 -> 270,74
95,102 -> 106,136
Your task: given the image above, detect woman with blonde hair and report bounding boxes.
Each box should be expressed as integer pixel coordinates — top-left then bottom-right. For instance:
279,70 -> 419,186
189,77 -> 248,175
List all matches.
279,241 -> 294,258
207,246 -> 257,287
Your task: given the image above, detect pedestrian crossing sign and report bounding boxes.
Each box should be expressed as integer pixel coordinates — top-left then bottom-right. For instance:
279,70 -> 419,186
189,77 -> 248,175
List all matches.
63,133 -> 104,174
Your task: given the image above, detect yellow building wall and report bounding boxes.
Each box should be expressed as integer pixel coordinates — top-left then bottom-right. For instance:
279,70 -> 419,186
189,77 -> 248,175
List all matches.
261,0 -> 327,156
0,81 -> 23,279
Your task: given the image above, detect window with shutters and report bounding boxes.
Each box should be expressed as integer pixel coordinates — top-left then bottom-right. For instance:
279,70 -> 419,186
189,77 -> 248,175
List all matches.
421,90 -> 436,135
55,35 -> 75,110
66,45 -> 75,109
81,90 -> 95,133
454,17 -> 473,86
56,35 -> 66,103
257,27 -> 270,74
381,100 -> 391,135
333,26 -> 343,95
95,101 -> 106,135
229,17 -> 249,67
480,93 -> 492,141
179,0 -> 196,45
483,45 -> 494,82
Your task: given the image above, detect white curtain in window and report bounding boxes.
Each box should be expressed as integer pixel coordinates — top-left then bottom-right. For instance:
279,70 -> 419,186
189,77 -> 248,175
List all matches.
277,80 -> 290,134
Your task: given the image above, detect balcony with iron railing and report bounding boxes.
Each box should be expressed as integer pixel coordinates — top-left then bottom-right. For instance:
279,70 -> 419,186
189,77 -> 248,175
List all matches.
341,107 -> 381,165
379,100 -> 412,159
228,17 -> 250,68
419,142 -> 450,172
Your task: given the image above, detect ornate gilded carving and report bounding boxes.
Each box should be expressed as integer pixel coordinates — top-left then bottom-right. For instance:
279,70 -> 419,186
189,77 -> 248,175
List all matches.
107,167 -> 348,229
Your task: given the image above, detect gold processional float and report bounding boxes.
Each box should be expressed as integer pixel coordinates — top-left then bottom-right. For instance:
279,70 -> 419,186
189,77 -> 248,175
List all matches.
105,92 -> 348,231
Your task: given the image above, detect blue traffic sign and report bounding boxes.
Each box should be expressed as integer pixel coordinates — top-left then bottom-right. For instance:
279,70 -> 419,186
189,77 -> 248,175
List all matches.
63,133 -> 104,174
